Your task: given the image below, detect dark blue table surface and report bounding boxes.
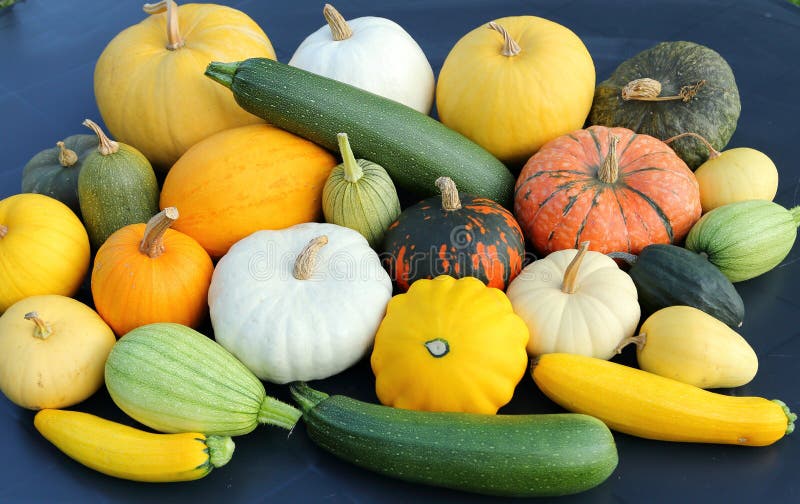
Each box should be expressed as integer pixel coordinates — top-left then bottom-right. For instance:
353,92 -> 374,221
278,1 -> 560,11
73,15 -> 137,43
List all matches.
1,1 -> 799,502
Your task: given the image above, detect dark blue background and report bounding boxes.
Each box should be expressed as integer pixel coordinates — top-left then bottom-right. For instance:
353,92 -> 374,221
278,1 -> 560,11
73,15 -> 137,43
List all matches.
1,1 -> 799,502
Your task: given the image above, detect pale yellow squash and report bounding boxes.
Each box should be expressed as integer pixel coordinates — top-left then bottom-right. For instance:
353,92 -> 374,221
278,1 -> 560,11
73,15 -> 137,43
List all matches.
695,148 -> 779,212
436,16 -> 595,165
0,295 -> 116,410
94,0 -> 276,170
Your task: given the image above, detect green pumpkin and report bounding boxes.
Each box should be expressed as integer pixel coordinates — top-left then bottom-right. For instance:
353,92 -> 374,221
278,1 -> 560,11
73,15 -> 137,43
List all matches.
590,41 -> 740,169
685,200 -> 800,283
21,135 -> 97,216
322,133 -> 401,249
78,119 -> 160,249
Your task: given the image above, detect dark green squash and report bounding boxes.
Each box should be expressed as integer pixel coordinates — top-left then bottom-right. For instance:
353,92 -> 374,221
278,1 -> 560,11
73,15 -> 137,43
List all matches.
382,177 -> 525,292
590,41 -> 740,169
609,244 -> 744,328
21,135 -> 97,216
78,119 -> 160,250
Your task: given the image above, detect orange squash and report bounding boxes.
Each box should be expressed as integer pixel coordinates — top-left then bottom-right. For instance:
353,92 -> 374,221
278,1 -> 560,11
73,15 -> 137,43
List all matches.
160,124 -> 338,258
91,207 -> 213,336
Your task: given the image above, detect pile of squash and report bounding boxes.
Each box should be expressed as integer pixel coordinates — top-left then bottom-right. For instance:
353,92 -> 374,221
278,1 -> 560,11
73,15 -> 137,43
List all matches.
1,0 -> 797,498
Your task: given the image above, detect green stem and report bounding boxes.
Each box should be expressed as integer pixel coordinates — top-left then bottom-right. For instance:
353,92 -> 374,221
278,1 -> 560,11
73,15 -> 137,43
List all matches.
789,206 -> 800,226
772,399 -> 796,435
204,436 -> 235,468
289,382 -> 329,414
257,396 -> 303,429
337,133 -> 363,183
205,61 -> 240,88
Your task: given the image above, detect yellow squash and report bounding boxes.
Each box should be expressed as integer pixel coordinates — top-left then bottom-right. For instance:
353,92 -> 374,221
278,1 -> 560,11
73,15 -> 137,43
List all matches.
617,305 -> 758,388
532,353 -> 795,446
436,16 -> 595,165
94,0 -> 276,170
370,275 -> 529,414
0,295 -> 116,410
34,409 -> 234,482
0,193 -> 90,313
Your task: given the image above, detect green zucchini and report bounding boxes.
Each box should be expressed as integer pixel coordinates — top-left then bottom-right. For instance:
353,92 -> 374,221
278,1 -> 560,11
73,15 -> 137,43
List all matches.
104,323 -> 302,437
610,244 -> 745,328
205,58 -> 515,208
289,383 -> 618,497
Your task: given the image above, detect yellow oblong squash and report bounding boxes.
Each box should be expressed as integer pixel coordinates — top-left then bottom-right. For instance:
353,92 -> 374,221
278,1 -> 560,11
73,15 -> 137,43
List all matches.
34,409 -> 234,482
532,353 -> 795,446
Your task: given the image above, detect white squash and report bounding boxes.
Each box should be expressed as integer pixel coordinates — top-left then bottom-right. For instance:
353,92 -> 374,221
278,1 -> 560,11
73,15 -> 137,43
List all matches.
506,242 -> 640,359
208,222 -> 393,384
288,4 -> 435,114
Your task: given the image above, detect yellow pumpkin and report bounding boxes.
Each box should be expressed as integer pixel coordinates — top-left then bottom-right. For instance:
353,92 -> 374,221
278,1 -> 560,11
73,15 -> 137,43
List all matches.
94,0 -> 276,170
695,150 -> 779,213
0,193 -> 90,312
370,275 -> 529,414
0,295 -> 116,410
435,16 -> 595,166
160,124 -> 338,258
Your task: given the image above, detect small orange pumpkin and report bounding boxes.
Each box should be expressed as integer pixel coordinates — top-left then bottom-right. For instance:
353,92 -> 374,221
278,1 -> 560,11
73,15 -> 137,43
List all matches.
91,207 -> 213,336
514,125 -> 701,255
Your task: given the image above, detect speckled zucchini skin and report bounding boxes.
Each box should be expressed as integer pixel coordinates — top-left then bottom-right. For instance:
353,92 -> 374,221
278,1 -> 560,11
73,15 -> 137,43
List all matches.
290,383 -> 618,497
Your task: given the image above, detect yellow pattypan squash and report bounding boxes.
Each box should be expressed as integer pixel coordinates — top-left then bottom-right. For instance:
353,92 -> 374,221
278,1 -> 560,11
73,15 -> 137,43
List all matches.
370,275 -> 529,414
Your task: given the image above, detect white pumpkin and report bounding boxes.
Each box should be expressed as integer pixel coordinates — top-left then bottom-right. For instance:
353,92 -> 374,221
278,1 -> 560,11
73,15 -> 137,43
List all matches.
288,4 -> 435,114
208,222 -> 392,383
506,242 -> 640,360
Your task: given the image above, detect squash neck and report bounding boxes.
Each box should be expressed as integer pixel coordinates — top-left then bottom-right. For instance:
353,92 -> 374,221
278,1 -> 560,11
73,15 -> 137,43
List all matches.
57,141 -> 78,167
139,207 -> 179,258
663,132 -> 721,159
487,22 -> 521,57
323,4 -> 353,41
621,78 -> 706,102
337,133 -> 363,183
24,312 -> 52,339
0,225 -> 7,239
83,119 -> 119,156
435,176 -> 462,211
293,236 -> 328,280
597,135 -> 620,183
143,0 -> 185,50
562,241 -> 590,294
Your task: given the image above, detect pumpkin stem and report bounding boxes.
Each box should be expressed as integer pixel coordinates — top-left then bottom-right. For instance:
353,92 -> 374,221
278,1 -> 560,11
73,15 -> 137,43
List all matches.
82,119 -> 119,156
487,22 -> 521,57
622,78 -> 706,103
614,333 -> 646,354
597,134 -> 620,183
24,312 -> 52,339
323,4 -> 353,41
337,133 -> 363,183
205,436 -> 235,469
562,241 -> 590,294
606,251 -> 638,265
0,224 -> 7,239
435,176 -> 462,211
139,207 -> 179,258
293,235 -> 329,280
143,0 -> 185,50
663,132 -> 721,159
56,141 -> 78,167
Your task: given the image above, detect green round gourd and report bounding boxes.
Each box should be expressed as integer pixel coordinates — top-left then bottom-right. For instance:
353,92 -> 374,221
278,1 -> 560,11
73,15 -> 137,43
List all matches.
590,41 -> 740,169
685,200 -> 800,283
322,133 -> 401,249
21,135 -> 97,216
77,119 -> 160,249
104,322 -> 302,436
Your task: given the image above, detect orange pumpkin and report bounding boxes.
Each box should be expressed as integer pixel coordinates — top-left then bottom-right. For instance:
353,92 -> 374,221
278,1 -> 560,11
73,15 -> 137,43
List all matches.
514,126 -> 700,255
160,124 -> 338,258
91,207 -> 213,336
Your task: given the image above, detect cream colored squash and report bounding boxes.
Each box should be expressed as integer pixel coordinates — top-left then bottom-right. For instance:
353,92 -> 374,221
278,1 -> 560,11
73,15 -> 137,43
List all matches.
506,242 -> 640,359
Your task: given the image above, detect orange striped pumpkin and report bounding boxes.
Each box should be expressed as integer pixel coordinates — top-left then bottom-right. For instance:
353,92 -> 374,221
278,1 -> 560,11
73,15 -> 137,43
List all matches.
514,126 -> 701,255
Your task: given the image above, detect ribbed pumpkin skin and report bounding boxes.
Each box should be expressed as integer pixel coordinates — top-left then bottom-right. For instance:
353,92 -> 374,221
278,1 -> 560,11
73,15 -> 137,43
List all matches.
590,41 -> 740,169
104,323 -> 268,436
0,194 -> 90,312
685,200 -> 800,282
91,224 -> 214,336
94,3 -> 275,170
160,124 -> 337,258
21,135 -> 97,216
382,194 -> 525,291
514,126 -> 701,255
78,144 -> 160,250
